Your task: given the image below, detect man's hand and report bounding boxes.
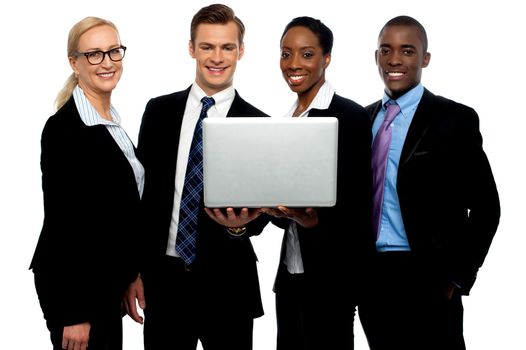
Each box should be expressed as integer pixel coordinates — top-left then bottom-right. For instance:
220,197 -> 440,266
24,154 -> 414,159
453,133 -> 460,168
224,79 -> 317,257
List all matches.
123,276 -> 146,324
204,207 -> 262,228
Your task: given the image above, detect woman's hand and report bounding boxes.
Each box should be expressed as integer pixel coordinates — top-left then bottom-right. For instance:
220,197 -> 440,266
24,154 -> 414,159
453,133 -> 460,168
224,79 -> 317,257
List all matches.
261,206 -> 318,228
62,322 -> 90,350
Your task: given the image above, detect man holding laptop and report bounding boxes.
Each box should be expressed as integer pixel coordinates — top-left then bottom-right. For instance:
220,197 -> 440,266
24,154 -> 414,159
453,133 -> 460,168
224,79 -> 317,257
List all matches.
123,4 -> 269,350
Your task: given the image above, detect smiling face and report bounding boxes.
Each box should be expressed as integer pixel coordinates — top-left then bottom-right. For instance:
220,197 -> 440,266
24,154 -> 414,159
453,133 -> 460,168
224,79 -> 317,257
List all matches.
189,22 -> 244,96
280,26 -> 330,101
375,24 -> 431,99
69,24 -> 123,100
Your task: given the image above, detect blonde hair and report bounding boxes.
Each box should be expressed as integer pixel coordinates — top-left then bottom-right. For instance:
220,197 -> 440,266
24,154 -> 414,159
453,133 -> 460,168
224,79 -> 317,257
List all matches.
55,16 -> 119,110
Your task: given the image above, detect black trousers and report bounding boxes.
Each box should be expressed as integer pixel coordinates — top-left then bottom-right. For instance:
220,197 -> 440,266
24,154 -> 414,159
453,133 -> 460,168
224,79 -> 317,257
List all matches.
358,252 -> 466,350
275,266 -> 356,350
142,256 -> 254,350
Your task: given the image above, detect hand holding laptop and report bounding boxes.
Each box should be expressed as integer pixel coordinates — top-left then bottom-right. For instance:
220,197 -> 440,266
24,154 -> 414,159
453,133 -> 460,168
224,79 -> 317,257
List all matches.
204,207 -> 263,229
261,206 -> 319,228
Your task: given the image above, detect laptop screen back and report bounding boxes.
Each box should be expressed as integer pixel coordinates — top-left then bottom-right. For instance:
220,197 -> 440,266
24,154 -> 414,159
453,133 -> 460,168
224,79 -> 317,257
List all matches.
202,117 -> 338,207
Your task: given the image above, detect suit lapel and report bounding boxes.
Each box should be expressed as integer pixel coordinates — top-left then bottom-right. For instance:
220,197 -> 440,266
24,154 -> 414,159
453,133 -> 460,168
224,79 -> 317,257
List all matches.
64,97 -> 140,198
165,87 -> 191,177
171,87 -> 191,134
66,97 -> 133,172
399,89 -> 436,167
309,107 -> 330,117
226,91 -> 248,118
368,102 -> 382,124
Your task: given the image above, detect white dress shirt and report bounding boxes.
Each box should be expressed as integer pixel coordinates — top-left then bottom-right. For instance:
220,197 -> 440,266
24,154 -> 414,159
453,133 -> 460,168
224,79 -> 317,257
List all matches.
73,85 -> 144,197
166,83 -> 235,257
282,81 -> 335,274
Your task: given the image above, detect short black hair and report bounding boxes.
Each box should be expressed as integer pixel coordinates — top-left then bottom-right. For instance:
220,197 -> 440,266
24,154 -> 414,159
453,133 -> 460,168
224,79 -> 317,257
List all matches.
380,15 -> 428,52
281,16 -> 333,55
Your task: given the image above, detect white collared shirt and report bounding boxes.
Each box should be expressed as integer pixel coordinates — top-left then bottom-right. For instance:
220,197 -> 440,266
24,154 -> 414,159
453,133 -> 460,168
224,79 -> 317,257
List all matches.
166,83 -> 235,257
282,81 -> 335,274
72,85 -> 144,197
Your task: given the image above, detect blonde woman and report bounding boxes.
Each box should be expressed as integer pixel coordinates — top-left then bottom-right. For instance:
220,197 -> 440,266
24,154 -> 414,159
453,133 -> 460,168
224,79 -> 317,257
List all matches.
30,17 -> 143,350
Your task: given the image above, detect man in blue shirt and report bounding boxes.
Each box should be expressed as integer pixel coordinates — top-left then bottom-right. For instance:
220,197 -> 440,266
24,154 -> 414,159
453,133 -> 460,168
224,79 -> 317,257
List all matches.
358,15 -> 500,350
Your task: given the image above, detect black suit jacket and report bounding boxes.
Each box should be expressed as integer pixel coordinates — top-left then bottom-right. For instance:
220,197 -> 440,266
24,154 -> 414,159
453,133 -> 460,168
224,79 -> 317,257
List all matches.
367,88 -> 500,294
30,97 -> 141,326
137,86 -> 269,319
274,94 -> 375,299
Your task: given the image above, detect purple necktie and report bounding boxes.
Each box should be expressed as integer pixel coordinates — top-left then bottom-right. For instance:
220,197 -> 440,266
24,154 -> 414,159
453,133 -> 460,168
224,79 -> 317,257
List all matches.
371,102 -> 400,239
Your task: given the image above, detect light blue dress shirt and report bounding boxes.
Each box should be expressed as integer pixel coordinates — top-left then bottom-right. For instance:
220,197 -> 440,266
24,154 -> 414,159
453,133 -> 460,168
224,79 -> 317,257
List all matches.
371,84 -> 424,252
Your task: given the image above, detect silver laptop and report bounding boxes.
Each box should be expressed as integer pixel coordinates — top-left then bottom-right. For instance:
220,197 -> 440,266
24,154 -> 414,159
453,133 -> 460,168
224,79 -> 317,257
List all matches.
202,117 -> 338,207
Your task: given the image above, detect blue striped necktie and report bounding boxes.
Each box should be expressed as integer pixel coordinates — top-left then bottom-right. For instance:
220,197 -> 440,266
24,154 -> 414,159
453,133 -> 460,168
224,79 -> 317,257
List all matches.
176,96 -> 215,265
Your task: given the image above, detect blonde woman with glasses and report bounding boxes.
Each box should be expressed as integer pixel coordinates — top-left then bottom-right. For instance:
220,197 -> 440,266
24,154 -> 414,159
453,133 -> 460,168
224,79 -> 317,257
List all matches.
30,16 -> 143,350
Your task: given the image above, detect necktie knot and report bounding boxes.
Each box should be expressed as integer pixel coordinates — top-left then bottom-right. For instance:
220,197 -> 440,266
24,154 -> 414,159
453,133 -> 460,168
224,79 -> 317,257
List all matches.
201,97 -> 215,117
384,102 -> 400,126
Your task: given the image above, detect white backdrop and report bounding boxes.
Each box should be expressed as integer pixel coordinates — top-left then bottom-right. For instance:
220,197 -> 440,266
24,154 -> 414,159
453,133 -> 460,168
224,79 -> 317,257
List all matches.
1,0 -> 524,349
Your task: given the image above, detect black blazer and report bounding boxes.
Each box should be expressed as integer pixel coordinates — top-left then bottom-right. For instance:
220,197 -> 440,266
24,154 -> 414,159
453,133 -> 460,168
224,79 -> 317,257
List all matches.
367,88 -> 500,294
137,86 -> 269,319
30,97 -> 142,326
274,94 -> 375,298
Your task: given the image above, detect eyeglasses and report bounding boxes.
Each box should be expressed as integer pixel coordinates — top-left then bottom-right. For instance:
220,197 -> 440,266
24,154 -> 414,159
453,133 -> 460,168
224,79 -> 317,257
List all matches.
74,46 -> 126,65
